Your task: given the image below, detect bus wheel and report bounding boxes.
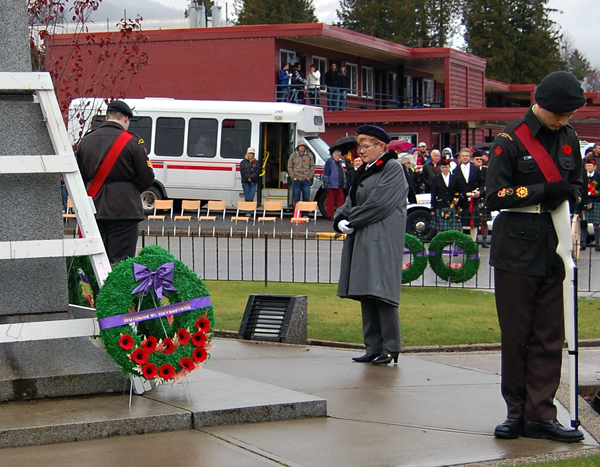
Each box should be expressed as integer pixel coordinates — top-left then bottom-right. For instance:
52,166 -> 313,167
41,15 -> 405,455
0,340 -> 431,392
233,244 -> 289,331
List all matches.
141,186 -> 162,215
317,191 -> 327,218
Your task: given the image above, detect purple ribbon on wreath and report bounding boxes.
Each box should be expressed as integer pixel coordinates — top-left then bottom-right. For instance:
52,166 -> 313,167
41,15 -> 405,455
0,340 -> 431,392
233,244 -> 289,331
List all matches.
131,262 -> 178,300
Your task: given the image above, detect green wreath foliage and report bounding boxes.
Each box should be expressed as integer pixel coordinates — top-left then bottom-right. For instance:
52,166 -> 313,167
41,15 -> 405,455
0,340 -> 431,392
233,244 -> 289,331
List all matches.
427,230 -> 480,283
66,256 -> 99,307
96,246 -> 214,381
402,234 -> 428,284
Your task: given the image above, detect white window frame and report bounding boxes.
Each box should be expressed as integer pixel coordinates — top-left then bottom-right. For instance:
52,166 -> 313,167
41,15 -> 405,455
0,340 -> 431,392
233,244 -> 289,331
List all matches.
346,63 -> 358,96
280,49 -> 296,68
424,78 -> 435,104
313,55 -> 327,91
362,67 -> 374,99
387,72 -> 398,102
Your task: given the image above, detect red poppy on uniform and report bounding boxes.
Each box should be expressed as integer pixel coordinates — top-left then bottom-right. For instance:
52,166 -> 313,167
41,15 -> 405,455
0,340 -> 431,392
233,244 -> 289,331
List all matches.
562,144 -> 572,155
142,363 -> 158,378
159,363 -> 175,380
494,146 -> 503,156
119,334 -> 134,350
177,328 -> 190,346
375,160 -> 383,166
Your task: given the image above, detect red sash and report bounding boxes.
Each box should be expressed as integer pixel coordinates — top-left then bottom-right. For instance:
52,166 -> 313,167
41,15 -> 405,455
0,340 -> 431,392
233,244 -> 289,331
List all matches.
87,131 -> 134,198
513,123 -> 562,183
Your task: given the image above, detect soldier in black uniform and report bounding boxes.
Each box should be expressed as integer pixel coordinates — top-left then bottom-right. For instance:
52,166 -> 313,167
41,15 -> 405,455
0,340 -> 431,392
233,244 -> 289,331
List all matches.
76,100 -> 155,264
487,71 -> 585,443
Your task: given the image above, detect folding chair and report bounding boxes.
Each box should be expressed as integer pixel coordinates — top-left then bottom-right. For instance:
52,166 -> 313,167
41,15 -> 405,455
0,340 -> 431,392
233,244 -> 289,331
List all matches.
147,199 -> 173,235
174,199 -> 201,235
257,200 -> 284,237
62,198 -> 77,224
199,200 -> 227,236
230,201 -> 257,237
290,201 -> 318,238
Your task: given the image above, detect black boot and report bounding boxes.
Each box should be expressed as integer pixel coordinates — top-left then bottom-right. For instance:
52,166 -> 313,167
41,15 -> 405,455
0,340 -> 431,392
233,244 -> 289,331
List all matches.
352,353 -> 378,363
372,350 -> 399,365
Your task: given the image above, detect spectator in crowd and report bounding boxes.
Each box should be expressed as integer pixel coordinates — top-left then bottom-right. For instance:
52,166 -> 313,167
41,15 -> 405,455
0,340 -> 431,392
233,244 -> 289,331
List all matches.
430,156 -> 462,233
345,155 -> 362,191
240,147 -> 260,211
453,148 -> 485,241
291,62 -> 307,104
334,124 -> 407,366
76,100 -> 155,264
582,157 -> 600,251
325,62 -> 340,111
442,147 -> 457,170
421,149 -> 441,193
307,63 -> 321,106
338,63 -> 350,111
400,154 -> 418,204
287,138 -> 315,206
416,142 -> 429,165
593,142 -> 600,159
323,148 -> 346,219
472,151 -> 490,247
277,62 -> 292,102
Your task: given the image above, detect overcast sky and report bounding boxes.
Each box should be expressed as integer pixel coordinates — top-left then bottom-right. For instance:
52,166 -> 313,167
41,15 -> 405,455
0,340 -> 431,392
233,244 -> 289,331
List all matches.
91,0 -> 600,67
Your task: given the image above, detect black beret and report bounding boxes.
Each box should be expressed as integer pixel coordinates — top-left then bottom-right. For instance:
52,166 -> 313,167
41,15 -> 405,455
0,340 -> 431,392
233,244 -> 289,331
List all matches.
535,71 -> 586,113
106,100 -> 134,118
472,150 -> 483,158
356,124 -> 391,144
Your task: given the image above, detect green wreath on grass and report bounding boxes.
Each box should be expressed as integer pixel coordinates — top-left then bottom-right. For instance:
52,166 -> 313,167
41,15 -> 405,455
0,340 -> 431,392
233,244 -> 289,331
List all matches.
402,234 -> 428,284
427,230 -> 480,283
95,245 -> 214,382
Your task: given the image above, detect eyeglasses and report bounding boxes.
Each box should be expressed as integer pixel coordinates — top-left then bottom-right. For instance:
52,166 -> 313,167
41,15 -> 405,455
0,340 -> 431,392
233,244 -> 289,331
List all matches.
358,144 -> 377,152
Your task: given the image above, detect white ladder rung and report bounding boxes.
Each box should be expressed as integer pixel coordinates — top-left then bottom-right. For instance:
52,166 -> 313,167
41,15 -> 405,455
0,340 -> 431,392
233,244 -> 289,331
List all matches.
0,155 -> 78,174
0,72 -> 54,91
0,318 -> 99,343
0,238 -> 105,260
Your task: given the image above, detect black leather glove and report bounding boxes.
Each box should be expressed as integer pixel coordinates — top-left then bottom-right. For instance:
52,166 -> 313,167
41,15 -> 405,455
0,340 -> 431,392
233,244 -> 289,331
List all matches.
544,180 -> 575,201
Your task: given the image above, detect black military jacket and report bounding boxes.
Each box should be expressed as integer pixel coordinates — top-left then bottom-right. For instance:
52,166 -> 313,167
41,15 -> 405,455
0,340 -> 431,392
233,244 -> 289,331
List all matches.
486,106 -> 582,277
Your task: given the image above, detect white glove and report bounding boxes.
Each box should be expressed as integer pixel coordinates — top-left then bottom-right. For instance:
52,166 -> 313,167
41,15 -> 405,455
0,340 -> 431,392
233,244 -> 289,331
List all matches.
338,219 -> 355,234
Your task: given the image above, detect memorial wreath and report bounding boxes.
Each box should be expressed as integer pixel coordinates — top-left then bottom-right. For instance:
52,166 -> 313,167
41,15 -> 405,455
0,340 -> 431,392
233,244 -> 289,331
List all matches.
427,230 -> 480,283
402,234 -> 428,284
95,245 -> 214,382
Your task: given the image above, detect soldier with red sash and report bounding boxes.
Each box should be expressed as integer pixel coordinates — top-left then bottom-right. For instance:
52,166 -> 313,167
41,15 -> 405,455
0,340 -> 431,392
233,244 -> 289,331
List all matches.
487,71 -> 585,442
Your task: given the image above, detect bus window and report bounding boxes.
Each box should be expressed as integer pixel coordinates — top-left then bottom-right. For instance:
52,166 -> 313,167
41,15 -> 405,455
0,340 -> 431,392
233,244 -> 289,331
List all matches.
155,117 -> 185,157
188,118 -> 218,158
128,116 -> 153,151
221,119 -> 251,159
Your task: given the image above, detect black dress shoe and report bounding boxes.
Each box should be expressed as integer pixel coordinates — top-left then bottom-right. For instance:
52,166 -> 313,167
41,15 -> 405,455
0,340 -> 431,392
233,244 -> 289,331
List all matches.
522,419 -> 584,443
352,353 -> 378,362
481,243 -> 489,249
494,418 -> 523,439
372,350 -> 399,365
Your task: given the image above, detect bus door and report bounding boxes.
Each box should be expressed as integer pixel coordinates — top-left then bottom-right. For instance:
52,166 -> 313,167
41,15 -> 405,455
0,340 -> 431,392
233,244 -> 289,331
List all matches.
258,122 -> 295,206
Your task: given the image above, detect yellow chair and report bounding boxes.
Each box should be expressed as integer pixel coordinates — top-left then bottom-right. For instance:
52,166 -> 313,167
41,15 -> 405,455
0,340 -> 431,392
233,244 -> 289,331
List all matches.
290,201 -> 318,238
147,199 -> 173,235
174,199 -> 201,235
199,200 -> 227,236
230,201 -> 257,237
257,200 -> 284,237
62,198 -> 77,224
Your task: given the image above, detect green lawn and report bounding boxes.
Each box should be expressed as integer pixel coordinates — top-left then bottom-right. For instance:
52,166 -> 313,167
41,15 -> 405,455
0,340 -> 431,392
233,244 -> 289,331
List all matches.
207,281 -> 600,347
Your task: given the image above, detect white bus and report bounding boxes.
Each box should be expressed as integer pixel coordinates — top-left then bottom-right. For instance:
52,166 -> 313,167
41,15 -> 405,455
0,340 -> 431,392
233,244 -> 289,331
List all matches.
69,98 -> 330,215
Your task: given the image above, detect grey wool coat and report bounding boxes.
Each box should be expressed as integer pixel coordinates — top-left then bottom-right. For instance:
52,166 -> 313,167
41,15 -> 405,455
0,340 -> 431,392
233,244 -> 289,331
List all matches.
333,151 -> 408,306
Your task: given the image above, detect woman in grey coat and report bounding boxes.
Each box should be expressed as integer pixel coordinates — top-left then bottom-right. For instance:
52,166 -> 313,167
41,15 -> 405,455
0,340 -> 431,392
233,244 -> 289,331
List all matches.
333,125 -> 408,365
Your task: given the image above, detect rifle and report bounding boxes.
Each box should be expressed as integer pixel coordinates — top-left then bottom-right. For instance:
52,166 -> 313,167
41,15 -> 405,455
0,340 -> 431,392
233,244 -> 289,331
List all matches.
550,200 -> 580,429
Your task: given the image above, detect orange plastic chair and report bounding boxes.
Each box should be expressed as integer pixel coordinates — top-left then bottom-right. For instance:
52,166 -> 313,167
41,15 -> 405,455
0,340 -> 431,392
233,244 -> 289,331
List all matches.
174,199 -> 201,235
257,200 -> 284,237
199,200 -> 227,236
147,199 -> 173,235
290,201 -> 318,238
230,201 -> 257,237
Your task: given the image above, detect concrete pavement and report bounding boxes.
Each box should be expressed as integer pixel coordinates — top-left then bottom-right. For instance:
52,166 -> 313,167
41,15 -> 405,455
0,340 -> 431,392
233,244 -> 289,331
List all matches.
1,337 -> 600,467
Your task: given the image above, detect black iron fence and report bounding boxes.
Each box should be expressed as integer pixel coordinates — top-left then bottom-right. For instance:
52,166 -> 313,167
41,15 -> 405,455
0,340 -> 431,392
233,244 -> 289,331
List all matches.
138,232 -> 600,292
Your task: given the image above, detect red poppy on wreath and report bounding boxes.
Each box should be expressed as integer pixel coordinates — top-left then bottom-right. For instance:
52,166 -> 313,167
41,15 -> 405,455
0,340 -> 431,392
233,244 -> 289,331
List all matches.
177,328 -> 191,346
180,357 -> 195,371
119,334 -> 134,350
192,347 -> 208,363
191,331 -> 207,347
562,144 -> 572,155
196,315 -> 211,332
162,337 -> 175,355
494,146 -> 502,156
142,363 -> 158,379
159,363 -> 175,380
131,348 -> 148,365
141,336 -> 158,353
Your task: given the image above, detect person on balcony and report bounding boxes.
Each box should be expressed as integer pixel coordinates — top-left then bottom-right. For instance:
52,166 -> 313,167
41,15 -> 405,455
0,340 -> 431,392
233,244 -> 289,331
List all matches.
307,63 -> 321,106
325,62 -> 340,111
277,63 -> 291,102
338,63 -> 349,111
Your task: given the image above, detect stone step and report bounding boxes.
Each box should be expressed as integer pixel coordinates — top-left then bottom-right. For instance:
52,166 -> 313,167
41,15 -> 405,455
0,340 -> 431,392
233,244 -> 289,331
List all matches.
0,369 -> 327,448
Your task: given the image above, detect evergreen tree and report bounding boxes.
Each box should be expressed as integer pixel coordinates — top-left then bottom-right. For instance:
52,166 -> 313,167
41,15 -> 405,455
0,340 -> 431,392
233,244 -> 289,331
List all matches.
463,0 -> 563,84
234,0 -> 317,25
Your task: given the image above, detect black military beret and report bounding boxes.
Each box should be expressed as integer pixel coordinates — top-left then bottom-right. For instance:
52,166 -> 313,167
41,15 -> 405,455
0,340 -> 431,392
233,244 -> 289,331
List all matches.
535,71 -> 586,113
472,150 -> 483,158
106,100 -> 134,118
356,124 -> 391,144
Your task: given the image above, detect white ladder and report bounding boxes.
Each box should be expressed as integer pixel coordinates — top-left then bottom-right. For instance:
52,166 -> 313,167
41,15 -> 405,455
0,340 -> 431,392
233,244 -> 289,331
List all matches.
0,72 -> 111,342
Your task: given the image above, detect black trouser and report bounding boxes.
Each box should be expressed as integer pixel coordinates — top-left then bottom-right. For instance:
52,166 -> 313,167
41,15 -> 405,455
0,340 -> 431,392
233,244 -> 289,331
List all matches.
360,296 -> 401,355
97,219 -> 139,264
494,269 -> 564,421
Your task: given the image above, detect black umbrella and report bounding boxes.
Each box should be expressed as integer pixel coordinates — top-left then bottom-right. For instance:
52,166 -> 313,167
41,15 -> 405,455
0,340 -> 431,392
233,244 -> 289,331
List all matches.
329,135 -> 357,155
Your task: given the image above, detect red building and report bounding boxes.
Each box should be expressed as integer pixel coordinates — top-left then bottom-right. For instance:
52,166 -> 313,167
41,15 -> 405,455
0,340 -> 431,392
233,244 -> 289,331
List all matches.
49,22 -> 600,149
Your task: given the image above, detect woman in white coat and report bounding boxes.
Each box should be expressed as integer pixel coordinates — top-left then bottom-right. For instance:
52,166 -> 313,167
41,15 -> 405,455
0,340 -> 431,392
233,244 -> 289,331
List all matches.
333,125 -> 408,365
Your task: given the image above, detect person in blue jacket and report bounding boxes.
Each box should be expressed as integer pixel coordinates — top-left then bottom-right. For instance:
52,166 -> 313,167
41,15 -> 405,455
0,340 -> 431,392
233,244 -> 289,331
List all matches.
323,148 -> 346,218
277,63 -> 291,102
